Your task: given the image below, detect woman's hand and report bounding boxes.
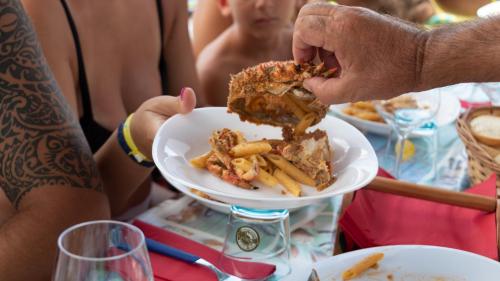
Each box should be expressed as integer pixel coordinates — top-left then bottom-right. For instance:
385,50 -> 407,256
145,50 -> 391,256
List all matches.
130,88 -> 197,160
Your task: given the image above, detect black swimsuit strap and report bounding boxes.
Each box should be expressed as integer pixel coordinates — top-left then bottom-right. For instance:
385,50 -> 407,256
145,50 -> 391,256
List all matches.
60,0 -> 94,120
156,0 -> 168,94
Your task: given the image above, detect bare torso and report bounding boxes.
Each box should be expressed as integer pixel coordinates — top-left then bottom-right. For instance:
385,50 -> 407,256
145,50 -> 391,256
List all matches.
22,0 -> 199,131
67,0 -> 164,129
198,26 -> 293,106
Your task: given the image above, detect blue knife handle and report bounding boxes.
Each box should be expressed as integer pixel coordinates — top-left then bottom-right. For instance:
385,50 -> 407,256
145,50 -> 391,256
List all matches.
145,238 -> 200,264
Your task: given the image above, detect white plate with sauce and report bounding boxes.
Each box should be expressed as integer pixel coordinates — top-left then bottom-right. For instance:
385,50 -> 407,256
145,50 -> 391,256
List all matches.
315,245 -> 500,281
152,107 -> 378,209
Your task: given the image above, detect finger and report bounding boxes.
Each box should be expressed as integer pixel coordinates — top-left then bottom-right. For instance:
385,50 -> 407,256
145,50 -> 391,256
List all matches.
293,3 -> 337,63
143,88 -> 196,117
178,87 -> 196,114
318,48 -> 340,72
303,76 -> 351,104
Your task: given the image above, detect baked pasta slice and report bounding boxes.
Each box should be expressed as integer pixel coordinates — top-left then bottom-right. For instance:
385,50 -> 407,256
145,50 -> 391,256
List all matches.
228,61 -> 336,127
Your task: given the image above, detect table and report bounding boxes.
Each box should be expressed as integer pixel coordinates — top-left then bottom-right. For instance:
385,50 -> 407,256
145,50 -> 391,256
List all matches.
138,117 -> 473,279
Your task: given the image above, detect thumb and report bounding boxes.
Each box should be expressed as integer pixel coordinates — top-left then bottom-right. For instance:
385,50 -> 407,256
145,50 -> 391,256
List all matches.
303,77 -> 350,104
178,87 -> 196,114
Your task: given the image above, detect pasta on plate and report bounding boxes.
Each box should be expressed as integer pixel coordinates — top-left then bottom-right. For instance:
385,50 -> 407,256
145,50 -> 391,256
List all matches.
190,61 -> 338,196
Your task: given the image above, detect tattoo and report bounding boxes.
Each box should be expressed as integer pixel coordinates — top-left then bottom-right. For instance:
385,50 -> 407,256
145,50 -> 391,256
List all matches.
0,0 -> 102,208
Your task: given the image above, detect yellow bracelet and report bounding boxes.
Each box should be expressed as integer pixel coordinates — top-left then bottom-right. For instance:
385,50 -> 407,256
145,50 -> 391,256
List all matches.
123,114 -> 152,163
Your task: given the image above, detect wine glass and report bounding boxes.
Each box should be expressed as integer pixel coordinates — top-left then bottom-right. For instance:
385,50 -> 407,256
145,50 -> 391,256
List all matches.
374,89 -> 441,178
478,82 -> 500,106
53,220 -> 153,281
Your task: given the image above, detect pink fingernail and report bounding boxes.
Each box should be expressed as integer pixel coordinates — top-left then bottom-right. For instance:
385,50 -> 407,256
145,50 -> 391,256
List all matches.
179,87 -> 186,101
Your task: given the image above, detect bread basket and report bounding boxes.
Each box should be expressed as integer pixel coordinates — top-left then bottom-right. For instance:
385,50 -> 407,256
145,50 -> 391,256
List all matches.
456,107 -> 500,188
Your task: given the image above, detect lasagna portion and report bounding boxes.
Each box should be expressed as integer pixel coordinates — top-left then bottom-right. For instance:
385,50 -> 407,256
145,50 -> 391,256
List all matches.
227,61 -> 335,127
279,127 -> 335,190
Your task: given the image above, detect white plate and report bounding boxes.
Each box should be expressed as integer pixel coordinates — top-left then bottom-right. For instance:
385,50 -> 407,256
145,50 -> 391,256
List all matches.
173,181 -> 302,214
315,245 -> 500,280
152,107 -> 378,209
174,182 -> 231,214
478,2 -> 500,18
329,90 -> 461,137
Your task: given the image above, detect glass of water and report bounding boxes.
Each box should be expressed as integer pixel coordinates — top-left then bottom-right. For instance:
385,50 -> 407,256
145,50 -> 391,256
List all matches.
375,89 -> 441,178
219,206 -> 290,280
53,220 -> 153,281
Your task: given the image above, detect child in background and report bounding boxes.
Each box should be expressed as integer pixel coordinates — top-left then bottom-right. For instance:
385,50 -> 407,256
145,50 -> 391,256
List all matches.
197,0 -> 295,106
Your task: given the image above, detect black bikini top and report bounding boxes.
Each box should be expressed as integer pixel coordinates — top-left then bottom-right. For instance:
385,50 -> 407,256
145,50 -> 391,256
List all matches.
60,0 -> 167,153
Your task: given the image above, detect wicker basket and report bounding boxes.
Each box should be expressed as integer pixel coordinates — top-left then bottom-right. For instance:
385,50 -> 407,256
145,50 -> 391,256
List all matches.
456,106 -> 500,188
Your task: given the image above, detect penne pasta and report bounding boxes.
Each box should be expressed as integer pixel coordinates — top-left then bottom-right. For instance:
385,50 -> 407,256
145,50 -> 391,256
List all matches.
232,158 -> 250,172
352,101 -> 376,112
230,141 -> 272,157
290,95 -> 313,113
255,154 -> 268,167
232,158 -> 278,187
282,94 -> 305,119
190,151 -> 213,168
264,154 -> 316,186
342,253 -> 384,280
235,131 -> 247,144
274,169 -> 301,196
295,113 -> 316,135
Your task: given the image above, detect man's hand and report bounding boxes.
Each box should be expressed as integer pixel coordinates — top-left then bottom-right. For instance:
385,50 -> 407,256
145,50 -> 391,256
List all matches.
130,88 -> 197,160
293,3 -> 428,104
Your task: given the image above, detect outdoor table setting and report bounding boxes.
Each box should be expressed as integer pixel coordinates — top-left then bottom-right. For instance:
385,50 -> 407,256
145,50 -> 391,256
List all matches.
125,81 -> 500,280
47,3 -> 500,279
48,71 -> 500,280
47,76 -> 500,281
6,0 -> 500,280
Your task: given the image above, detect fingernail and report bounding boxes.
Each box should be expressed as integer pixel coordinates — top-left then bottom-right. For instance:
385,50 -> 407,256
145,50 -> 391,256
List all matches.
179,87 -> 186,101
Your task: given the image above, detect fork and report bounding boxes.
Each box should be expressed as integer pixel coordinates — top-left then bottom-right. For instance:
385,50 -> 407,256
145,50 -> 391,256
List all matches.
145,238 -> 270,281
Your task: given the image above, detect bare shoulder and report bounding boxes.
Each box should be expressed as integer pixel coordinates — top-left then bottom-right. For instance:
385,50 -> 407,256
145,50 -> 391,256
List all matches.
21,0 -> 72,55
21,0 -> 66,27
0,0 -> 102,208
197,30 -> 245,105
197,29 -> 235,75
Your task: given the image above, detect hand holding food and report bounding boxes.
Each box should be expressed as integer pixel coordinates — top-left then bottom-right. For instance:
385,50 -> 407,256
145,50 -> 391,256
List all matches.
293,3 -> 424,104
131,88 -> 196,160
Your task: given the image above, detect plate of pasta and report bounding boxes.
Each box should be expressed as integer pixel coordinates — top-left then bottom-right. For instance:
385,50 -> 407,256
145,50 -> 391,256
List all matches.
152,107 -> 378,209
314,245 -> 500,280
329,90 -> 461,137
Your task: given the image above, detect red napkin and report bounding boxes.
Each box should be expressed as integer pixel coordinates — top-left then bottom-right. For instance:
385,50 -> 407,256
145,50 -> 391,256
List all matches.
339,170 -> 498,260
133,220 -> 276,281
459,99 -> 492,109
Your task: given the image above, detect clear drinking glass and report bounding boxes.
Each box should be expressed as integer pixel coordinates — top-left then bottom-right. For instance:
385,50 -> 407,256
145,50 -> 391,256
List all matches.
53,220 -> 153,281
478,82 -> 500,106
219,206 -> 291,280
375,90 -> 441,178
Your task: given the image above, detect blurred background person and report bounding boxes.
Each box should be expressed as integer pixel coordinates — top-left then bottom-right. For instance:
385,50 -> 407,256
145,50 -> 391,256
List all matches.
192,0 -> 322,58
192,0 -> 233,58
196,0 -> 296,106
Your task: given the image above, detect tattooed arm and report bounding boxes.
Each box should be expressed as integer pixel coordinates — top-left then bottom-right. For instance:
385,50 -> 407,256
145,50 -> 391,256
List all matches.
0,1 -> 109,280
